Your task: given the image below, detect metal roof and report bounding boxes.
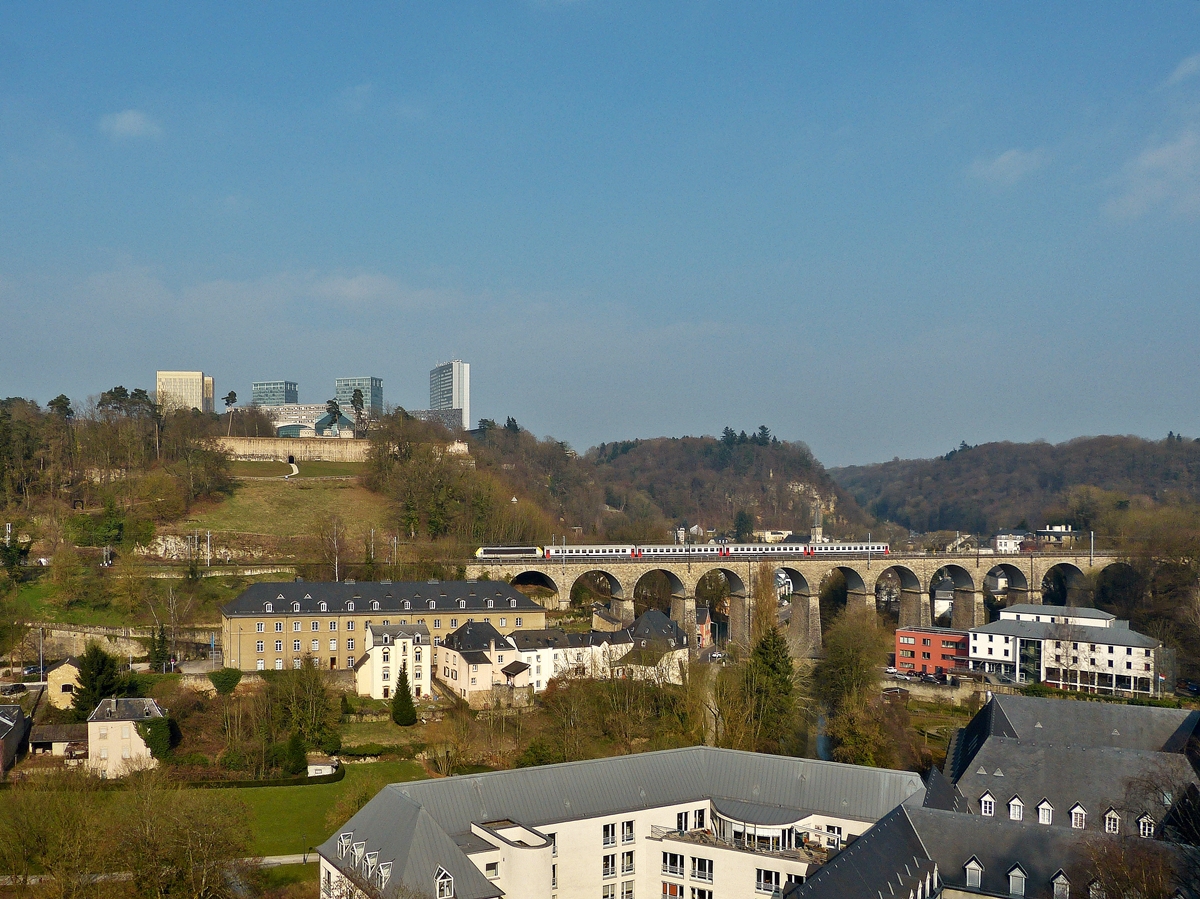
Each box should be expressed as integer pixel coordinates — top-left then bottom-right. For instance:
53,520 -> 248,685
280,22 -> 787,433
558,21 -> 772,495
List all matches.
990,694 -> 1199,751
1002,603 -> 1114,620
971,618 -> 1159,648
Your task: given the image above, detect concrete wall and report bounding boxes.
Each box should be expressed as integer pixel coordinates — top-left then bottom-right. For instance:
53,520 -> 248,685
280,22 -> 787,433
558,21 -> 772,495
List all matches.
215,436 -> 370,462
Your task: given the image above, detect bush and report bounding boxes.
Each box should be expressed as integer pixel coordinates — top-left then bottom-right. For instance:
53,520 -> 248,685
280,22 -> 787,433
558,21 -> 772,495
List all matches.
136,717 -> 180,761
208,668 -> 243,696
281,732 -> 307,776
219,748 -> 249,771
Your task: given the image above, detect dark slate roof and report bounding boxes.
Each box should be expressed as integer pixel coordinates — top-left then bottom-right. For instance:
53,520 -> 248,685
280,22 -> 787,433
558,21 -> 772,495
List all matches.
630,609 -> 687,647
696,606 -> 710,625
565,630 -> 632,648
320,747 -> 926,899
45,656 -> 80,673
30,723 -> 88,744
508,629 -> 570,651
956,738 -> 1196,827
443,621 -> 507,653
0,705 -> 23,741
990,694 -> 1199,751
711,797 -> 809,826
972,617 -> 1160,647
88,698 -> 164,722
784,805 -> 932,899
458,651 -> 491,666
367,623 -> 431,642
222,580 -> 542,617
920,766 -> 968,813
501,661 -> 529,677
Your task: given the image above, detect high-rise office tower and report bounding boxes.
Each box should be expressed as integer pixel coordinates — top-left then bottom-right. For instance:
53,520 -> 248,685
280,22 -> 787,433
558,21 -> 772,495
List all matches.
252,381 -> 299,406
156,370 -> 215,413
429,360 -> 469,430
334,377 -> 383,417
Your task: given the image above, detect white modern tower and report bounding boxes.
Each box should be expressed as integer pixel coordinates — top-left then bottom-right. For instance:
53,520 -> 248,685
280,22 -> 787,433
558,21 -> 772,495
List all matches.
429,360 -> 470,430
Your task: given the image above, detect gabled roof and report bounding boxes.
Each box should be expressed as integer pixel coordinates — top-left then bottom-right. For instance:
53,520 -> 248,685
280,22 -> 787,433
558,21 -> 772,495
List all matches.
630,609 -> 686,646
0,705 -> 23,740
443,621 -> 507,653
367,623 -> 431,641
508,629 -> 571,651
989,694 -> 1199,751
29,723 -> 88,744
45,656 -> 80,674
501,661 -> 529,677
88,698 -> 164,723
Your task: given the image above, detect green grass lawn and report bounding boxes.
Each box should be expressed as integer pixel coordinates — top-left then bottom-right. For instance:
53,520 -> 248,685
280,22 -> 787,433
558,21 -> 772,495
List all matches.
340,718 -> 424,747
257,862 -> 318,888
295,461 -> 365,478
15,579 -> 131,627
239,759 -> 426,856
230,461 -> 292,478
181,479 -> 390,543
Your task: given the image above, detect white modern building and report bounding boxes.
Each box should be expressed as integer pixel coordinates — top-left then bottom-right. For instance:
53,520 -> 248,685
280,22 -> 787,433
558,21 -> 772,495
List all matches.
155,370 -> 214,413
317,748 -> 926,899
991,531 -> 1027,554
967,604 -> 1170,697
430,360 -> 470,430
353,623 -> 430,701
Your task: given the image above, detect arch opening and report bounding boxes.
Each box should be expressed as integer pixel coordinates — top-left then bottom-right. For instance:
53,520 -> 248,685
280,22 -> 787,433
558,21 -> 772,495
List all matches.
818,566 -> 869,633
929,564 -> 976,628
1042,563 -> 1087,607
984,563 -> 1030,621
509,570 -> 560,602
1093,561 -> 1142,621
633,568 -> 688,618
874,565 -> 920,626
569,569 -> 625,606
697,567 -> 747,598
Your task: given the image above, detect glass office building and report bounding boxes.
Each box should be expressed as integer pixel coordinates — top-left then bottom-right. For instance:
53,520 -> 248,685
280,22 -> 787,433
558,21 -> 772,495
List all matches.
251,380 -> 299,406
334,377 -> 383,417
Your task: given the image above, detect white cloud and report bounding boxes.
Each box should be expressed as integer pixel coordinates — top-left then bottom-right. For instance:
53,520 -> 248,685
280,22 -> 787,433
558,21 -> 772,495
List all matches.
968,148 -> 1046,185
98,109 -> 163,140
1164,53 -> 1200,88
1105,127 -> 1200,218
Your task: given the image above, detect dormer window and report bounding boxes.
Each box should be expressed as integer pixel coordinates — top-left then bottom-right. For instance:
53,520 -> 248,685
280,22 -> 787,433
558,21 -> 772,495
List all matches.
364,850 -> 378,877
980,793 -> 995,817
510,598 -> 517,608
337,832 -> 353,858
964,858 -> 983,889
1009,797 -> 1023,821
1052,872 -> 1070,899
1008,864 -> 1026,897
383,634 -> 391,645
292,601 -> 301,613
1038,800 -> 1054,825
378,862 -> 392,889
403,600 -> 411,610
304,594 -> 312,600
435,866 -> 454,899
1138,815 -> 1155,838
486,599 -> 493,609
1104,809 -> 1120,834
429,600 -> 436,609
351,841 -> 365,865
264,602 -> 273,613
346,601 -> 355,612
414,634 -> 421,644
1071,804 -> 1086,829
458,599 -> 466,609
319,601 -> 328,612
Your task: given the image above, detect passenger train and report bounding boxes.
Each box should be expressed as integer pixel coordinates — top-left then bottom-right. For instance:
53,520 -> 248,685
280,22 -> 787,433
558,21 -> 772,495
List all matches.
475,541 -> 889,560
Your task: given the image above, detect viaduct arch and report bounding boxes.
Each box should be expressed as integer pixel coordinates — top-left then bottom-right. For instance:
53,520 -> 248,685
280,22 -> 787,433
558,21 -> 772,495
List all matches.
466,551 -> 1129,658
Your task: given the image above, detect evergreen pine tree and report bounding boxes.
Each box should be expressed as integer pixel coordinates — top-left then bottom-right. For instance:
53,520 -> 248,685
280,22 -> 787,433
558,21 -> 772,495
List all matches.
743,626 -> 796,752
392,669 -> 418,726
72,642 -> 131,720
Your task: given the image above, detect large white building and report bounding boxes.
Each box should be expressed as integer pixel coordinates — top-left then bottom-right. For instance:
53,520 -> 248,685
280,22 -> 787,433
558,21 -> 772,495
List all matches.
317,748 -> 926,899
155,370 -> 214,413
967,604 -> 1170,697
429,360 -> 470,430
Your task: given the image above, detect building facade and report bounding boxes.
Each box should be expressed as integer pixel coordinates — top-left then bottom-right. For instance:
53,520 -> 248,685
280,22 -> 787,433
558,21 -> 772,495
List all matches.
894,627 -> 968,675
45,656 -> 81,709
87,698 -> 163,778
221,581 -> 547,673
429,360 -> 470,430
354,623 -> 430,701
317,747 -> 927,899
0,705 -> 24,773
967,604 -> 1169,697
252,380 -> 299,406
335,376 -> 383,418
155,370 -> 214,413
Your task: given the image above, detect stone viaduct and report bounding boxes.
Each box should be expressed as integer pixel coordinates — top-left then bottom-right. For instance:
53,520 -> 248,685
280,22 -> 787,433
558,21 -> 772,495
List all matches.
465,551 -> 1128,658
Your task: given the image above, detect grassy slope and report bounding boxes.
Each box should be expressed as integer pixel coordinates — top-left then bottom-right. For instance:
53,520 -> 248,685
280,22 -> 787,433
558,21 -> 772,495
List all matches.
229,461 -> 293,478
242,759 -> 426,855
181,479 -> 391,544
294,461 -> 365,478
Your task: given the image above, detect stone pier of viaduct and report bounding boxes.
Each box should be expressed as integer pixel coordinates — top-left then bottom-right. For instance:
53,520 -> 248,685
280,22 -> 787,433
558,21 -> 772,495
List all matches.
466,551 -> 1127,658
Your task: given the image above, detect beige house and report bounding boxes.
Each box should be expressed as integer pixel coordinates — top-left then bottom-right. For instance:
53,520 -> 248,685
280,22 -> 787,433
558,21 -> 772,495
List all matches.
434,622 -> 532,709
46,656 -> 81,709
353,623 -> 430,701
87,698 -> 164,778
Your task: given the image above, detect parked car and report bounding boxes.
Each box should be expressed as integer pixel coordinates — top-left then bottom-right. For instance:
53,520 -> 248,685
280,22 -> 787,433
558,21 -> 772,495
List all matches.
22,665 -> 40,676
885,666 -> 898,675
920,674 -> 940,684
709,651 -> 725,661
0,683 -> 26,696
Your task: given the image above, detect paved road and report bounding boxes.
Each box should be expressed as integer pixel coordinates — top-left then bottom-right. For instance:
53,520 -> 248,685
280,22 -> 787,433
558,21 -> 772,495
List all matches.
0,855 -> 316,886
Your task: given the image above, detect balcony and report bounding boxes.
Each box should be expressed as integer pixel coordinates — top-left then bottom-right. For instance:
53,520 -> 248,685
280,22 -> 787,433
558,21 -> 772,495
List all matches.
648,826 -> 829,865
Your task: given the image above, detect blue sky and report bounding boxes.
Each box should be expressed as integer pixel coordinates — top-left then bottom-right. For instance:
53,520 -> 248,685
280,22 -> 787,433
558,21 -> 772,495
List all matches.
2,3 -> 1198,466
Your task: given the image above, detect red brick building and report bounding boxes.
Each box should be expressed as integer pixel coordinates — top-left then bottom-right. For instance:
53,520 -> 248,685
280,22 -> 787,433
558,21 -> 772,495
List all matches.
895,627 -> 968,674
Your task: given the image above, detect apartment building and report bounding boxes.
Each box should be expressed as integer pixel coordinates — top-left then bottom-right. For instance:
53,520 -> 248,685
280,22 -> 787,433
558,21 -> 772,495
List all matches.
353,623 -> 430,701
317,747 -> 927,899
967,604 -> 1170,697
894,627 -> 968,675
220,581 -> 546,673
155,370 -> 214,413
87,698 -> 163,778
429,360 -> 470,430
